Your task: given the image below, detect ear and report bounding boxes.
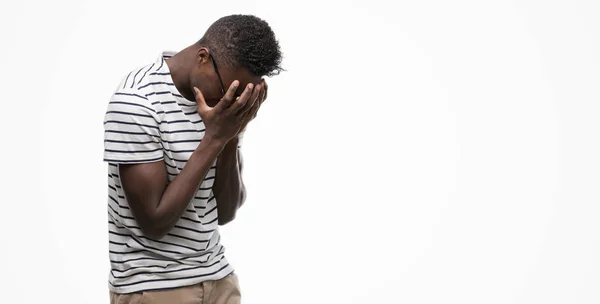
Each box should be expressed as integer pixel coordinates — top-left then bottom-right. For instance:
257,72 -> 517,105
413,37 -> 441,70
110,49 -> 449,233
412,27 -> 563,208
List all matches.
195,47 -> 210,66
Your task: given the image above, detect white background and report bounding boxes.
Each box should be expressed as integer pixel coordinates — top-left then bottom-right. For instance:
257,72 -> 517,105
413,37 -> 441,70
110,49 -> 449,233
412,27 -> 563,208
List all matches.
1,0 -> 599,303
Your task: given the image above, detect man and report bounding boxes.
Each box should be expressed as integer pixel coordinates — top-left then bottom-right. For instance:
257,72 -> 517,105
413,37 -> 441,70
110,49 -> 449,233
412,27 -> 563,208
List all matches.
103,14 -> 283,304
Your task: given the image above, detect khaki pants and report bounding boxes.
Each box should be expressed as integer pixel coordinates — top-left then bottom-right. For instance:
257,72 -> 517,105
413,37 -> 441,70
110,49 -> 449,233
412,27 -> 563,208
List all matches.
110,273 -> 241,304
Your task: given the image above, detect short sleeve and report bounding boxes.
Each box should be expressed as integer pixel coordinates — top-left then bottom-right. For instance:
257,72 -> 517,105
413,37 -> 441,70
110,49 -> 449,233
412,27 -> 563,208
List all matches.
103,89 -> 164,164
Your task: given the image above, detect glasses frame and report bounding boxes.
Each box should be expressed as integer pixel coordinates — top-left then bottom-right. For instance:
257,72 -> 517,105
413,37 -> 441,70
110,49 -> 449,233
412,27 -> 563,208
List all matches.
209,53 -> 226,96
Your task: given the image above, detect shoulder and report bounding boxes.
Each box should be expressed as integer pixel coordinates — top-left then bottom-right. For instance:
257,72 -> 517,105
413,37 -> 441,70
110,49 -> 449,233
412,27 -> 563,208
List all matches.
116,61 -> 160,92
109,66 -> 164,113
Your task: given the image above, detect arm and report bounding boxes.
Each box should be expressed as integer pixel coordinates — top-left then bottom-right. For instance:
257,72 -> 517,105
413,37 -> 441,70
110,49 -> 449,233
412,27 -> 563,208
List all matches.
119,137 -> 226,239
212,80 -> 267,225
105,80 -> 255,239
213,136 -> 245,226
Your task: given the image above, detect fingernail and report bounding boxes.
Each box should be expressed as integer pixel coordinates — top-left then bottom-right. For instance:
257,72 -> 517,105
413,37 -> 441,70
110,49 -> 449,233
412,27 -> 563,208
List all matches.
248,84 -> 254,89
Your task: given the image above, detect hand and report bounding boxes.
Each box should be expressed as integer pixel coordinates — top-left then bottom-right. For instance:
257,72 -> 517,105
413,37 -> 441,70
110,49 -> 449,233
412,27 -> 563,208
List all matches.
195,81 -> 257,142
238,79 -> 268,134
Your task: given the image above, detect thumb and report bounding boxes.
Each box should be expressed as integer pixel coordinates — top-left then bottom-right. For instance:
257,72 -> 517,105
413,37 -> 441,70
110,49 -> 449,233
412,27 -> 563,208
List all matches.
194,87 -> 210,113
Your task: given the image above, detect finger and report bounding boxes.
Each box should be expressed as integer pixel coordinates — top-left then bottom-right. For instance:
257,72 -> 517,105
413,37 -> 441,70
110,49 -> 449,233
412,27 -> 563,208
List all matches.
194,87 -> 210,113
258,84 -> 266,105
250,98 -> 261,118
228,83 -> 254,114
214,80 -> 240,112
239,83 -> 261,115
244,97 -> 261,122
262,79 -> 268,101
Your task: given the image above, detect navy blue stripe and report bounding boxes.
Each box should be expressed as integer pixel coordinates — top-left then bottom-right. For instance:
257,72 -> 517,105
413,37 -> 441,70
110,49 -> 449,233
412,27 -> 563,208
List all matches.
105,110 -> 154,119
109,221 -> 214,243
104,156 -> 163,163
163,161 -> 179,170
163,119 -> 190,124
165,109 -> 183,114
105,139 -> 156,145
122,71 -> 133,89
104,129 -> 156,136
130,67 -> 145,89
156,59 -> 164,71
105,147 -> 162,154
129,232 -> 203,253
202,205 -> 218,218
203,216 -> 219,225
108,263 -> 231,288
166,230 -> 210,244
179,249 -> 218,261
110,256 -> 179,265
137,63 -> 156,85
180,215 -> 202,224
150,72 -> 171,76
146,91 -> 172,97
104,120 -> 159,130
109,264 -> 180,272
165,154 -> 198,163
138,82 -> 175,90
108,204 -> 134,220
112,230 -> 210,253
114,92 -> 148,100
109,210 -> 213,239
172,224 -> 213,235
159,118 -> 202,124
162,129 -> 204,134
109,101 -> 155,114
111,256 -> 225,280
164,138 -> 201,144
164,148 -> 195,153
109,249 -> 146,255
137,63 -> 155,84
109,195 -> 129,210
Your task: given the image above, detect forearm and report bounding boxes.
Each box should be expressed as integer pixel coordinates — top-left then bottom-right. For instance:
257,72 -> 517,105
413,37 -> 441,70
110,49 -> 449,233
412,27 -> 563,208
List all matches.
152,136 -> 226,236
213,137 -> 245,225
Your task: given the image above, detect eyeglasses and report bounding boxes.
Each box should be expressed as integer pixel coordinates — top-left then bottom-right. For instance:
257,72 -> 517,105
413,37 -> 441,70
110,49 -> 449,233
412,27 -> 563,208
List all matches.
209,53 -> 226,96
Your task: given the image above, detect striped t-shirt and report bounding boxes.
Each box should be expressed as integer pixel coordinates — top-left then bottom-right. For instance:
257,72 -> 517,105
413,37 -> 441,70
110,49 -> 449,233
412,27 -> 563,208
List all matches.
103,51 -> 234,294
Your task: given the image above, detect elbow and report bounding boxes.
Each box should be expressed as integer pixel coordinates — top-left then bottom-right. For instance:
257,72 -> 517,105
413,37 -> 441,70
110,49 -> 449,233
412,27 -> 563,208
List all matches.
218,215 -> 236,226
217,202 -> 240,226
217,202 -> 239,226
136,214 -> 170,240
216,189 -> 245,226
140,224 -> 169,240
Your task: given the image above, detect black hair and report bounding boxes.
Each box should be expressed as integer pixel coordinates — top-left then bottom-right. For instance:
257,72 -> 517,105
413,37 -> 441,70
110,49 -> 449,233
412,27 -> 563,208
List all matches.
198,14 -> 284,77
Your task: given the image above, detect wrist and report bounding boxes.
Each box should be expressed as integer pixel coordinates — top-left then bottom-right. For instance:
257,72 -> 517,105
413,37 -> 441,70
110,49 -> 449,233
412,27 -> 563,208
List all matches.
225,136 -> 240,147
199,134 -> 228,152
219,136 -> 239,157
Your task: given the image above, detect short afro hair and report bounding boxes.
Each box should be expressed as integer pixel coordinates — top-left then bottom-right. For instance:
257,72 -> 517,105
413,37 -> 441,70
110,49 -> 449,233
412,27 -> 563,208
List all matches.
198,14 -> 284,77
